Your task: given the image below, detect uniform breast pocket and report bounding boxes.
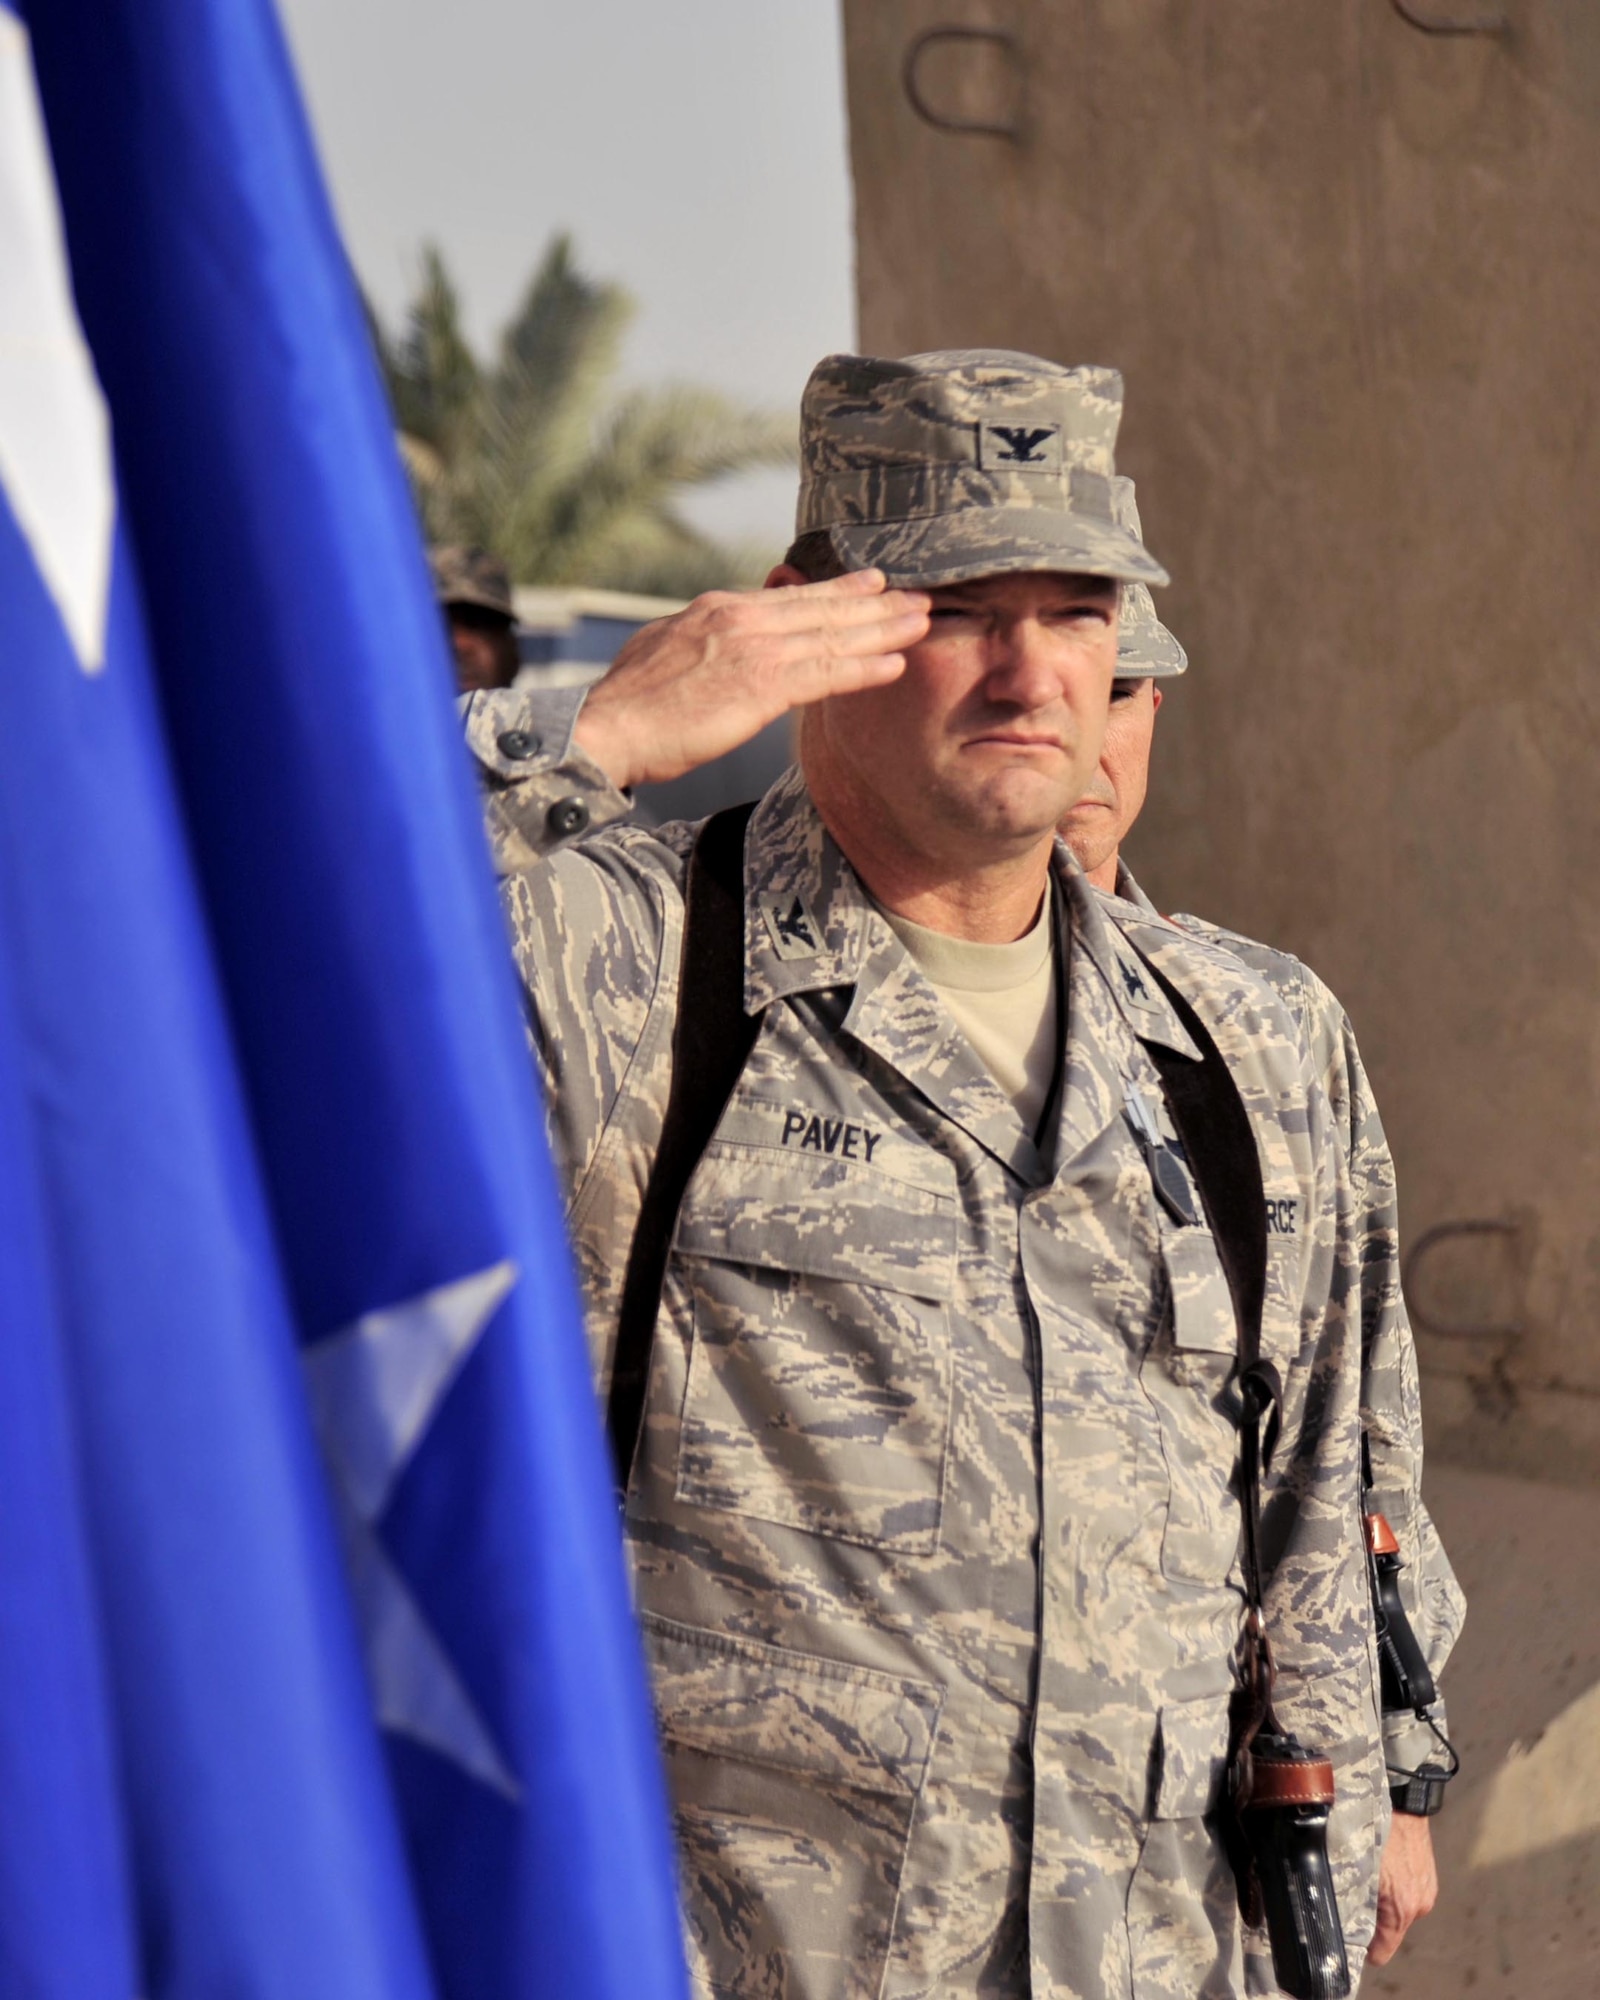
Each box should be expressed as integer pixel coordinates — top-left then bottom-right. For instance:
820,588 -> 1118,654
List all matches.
1142,1223 -> 1244,1587
673,1142 -> 957,1554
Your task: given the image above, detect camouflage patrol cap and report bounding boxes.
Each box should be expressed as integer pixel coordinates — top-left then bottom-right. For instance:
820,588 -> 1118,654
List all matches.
428,545 -> 514,621
796,349 -> 1168,590
1112,477 -> 1187,678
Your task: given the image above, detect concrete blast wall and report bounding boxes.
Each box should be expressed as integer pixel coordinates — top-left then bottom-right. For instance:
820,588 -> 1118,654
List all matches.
843,0 -> 1600,1489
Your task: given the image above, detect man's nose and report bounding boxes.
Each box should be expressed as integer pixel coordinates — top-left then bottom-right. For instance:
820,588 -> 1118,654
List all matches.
983,618 -> 1064,707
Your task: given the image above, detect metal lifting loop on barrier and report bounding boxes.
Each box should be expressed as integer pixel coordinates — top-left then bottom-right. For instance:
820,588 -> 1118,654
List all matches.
1389,0 -> 1509,36
902,27 -> 1022,141
1402,1217 -> 1526,1341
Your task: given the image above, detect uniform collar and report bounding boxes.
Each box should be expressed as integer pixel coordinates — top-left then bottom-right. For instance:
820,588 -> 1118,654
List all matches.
741,766 -> 873,1015
1113,859 -> 1161,917
736,773 -> 1198,1175
737,771 -> 1041,1176
1075,862 -> 1200,1060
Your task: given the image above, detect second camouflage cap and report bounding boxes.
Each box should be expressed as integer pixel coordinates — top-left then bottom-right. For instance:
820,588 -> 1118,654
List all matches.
797,348 -> 1168,590
1112,477 -> 1187,678
428,544 -> 514,620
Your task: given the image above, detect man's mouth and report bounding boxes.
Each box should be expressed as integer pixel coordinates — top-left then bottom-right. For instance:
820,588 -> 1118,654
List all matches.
964,732 -> 1067,752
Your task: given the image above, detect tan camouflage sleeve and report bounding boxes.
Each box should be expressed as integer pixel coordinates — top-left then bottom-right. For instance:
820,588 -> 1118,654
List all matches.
461,684 -> 636,874
1302,965 -> 1467,1774
500,825 -> 685,1397
459,685 -> 684,1263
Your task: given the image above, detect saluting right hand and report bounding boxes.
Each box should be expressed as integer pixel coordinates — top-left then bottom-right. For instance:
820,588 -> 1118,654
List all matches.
573,569 -> 930,792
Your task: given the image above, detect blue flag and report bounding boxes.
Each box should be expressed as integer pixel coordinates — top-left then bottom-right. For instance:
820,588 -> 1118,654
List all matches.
0,802 -> 135,2000
21,2 -> 687,1997
0,11 -> 440,1996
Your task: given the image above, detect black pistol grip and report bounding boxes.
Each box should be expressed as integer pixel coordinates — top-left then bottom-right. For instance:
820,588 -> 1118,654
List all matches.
1240,1735 -> 1352,2000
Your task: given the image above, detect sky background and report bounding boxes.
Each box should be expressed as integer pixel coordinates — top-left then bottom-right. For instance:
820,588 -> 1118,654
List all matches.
277,0 -> 857,550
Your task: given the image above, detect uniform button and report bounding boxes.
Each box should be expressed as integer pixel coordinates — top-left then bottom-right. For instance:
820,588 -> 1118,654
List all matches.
547,796 -> 590,839
496,729 -> 542,761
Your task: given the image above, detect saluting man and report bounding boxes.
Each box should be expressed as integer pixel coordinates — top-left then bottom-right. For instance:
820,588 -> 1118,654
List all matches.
466,350 -> 1385,1998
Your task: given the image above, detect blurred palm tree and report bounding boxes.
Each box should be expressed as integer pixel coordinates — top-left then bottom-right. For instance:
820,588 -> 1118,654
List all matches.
370,237 -> 795,597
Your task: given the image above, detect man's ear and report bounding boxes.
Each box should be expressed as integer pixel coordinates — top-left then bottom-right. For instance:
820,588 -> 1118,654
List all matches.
765,563 -> 808,590
1151,686 -> 1164,718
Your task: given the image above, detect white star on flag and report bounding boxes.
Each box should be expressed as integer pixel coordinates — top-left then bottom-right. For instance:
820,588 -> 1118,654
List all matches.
0,12 -> 115,675
303,1259 -> 522,1799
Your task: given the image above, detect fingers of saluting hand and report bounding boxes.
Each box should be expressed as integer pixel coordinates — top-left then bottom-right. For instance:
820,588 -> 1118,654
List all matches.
575,575 -> 929,789
688,574 -> 930,656
760,568 -> 932,631
759,575 -> 930,697
817,599 -> 932,660
787,646 -> 912,700
663,577 -> 928,706
768,620 -> 918,699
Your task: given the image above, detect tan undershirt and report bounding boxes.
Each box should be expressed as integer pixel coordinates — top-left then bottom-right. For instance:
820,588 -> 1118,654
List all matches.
881,886 -> 1059,1134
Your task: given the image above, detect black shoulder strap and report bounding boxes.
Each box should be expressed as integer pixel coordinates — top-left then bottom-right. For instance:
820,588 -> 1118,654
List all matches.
1137,960 -> 1270,1386
1134,956 -> 1282,1618
606,803 -> 762,1495
1132,950 -> 1288,1820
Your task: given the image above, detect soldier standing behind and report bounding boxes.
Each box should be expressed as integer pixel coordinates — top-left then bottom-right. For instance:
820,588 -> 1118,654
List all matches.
1060,477 -> 1467,1979
465,349 -> 1387,1997
430,543 -> 519,693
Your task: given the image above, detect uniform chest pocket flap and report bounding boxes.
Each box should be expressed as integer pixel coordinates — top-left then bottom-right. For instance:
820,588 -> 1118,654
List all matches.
1142,1222 -> 1245,1588
673,1141 -> 958,1555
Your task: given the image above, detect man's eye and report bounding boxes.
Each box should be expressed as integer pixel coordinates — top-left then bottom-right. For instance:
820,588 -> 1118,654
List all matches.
1110,680 -> 1139,703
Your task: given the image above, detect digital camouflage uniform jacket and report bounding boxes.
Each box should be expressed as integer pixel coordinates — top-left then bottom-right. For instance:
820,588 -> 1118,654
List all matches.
1109,868 -> 1466,1785
467,688 -> 1388,2000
